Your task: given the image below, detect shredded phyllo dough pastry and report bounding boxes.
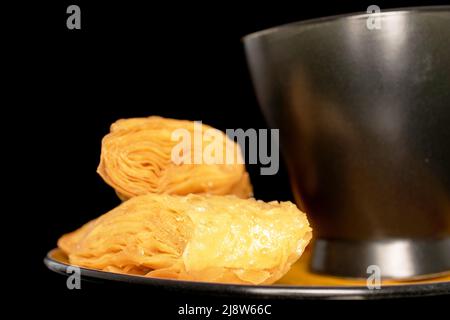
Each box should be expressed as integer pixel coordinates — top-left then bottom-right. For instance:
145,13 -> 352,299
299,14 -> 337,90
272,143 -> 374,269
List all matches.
58,194 -> 312,285
97,116 -> 253,200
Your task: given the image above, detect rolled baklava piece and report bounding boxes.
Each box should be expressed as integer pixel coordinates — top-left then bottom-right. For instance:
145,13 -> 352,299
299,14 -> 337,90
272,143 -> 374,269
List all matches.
97,116 -> 252,200
58,194 -> 312,285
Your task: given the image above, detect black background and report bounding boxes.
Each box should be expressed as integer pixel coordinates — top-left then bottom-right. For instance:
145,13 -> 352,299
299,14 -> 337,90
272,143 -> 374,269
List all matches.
11,0 -> 450,316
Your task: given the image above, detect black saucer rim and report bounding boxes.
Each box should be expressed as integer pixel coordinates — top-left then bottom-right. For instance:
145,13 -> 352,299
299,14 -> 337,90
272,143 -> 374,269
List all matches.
44,248 -> 450,300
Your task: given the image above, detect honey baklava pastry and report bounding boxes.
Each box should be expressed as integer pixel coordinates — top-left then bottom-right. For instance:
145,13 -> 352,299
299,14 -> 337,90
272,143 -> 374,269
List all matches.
58,194 -> 312,285
97,116 -> 252,200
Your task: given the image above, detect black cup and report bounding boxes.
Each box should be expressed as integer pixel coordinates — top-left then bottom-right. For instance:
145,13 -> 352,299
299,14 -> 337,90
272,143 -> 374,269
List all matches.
244,6 -> 450,279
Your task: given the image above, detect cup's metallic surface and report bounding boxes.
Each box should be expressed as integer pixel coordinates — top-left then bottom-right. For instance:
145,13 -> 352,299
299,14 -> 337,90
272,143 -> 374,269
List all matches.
244,7 -> 450,279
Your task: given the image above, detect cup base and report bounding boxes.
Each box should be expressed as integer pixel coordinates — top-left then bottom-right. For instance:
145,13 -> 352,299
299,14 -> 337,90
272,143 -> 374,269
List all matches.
310,238 -> 450,279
